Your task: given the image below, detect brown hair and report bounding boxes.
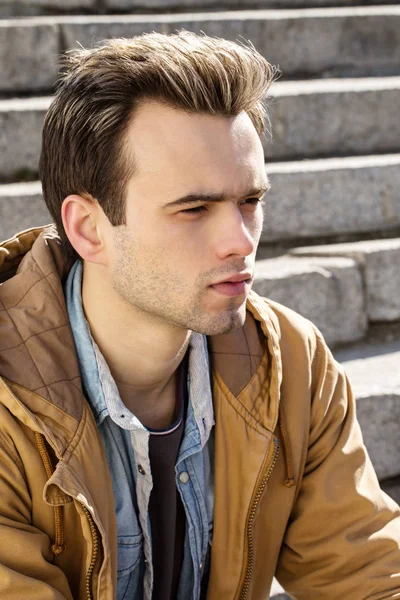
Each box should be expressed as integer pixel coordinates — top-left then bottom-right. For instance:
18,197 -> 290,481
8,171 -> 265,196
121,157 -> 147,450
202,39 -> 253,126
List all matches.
39,31 -> 277,258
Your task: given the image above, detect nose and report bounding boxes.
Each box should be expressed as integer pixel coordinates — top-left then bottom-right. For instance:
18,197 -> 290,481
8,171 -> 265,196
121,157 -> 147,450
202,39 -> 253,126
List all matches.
214,205 -> 257,260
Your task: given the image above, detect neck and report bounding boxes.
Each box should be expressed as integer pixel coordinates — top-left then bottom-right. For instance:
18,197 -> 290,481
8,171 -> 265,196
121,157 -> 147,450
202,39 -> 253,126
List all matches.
82,262 -> 191,428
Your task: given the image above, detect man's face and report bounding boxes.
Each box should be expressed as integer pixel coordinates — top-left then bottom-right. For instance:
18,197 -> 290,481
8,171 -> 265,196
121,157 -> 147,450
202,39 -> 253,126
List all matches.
110,101 -> 268,335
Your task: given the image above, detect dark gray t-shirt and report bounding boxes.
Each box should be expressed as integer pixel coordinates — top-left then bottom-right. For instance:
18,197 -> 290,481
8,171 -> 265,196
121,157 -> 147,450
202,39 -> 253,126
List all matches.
148,354 -> 188,600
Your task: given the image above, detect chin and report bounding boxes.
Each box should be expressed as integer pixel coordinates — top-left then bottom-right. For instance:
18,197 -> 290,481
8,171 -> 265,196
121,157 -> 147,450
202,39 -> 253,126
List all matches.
191,306 -> 247,336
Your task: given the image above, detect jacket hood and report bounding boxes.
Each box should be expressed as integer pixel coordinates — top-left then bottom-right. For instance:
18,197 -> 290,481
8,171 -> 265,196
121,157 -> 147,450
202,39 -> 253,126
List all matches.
0,225 -> 82,457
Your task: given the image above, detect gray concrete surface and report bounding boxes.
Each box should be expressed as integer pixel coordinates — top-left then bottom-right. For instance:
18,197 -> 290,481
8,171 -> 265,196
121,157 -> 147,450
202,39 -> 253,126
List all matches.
103,0 -> 400,6
0,182 -> 50,240
2,0 -> 399,15
335,339 -> 400,480
262,154 -> 400,243
292,238 -> 400,322
0,20 -> 59,92
254,255 -> 367,346
0,97 -> 49,180
0,0 -> 94,14
267,77 -> 400,160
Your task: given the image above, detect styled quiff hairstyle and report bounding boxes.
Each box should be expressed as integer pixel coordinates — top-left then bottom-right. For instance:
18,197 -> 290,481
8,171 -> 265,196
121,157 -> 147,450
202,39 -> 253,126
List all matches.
39,31 -> 277,257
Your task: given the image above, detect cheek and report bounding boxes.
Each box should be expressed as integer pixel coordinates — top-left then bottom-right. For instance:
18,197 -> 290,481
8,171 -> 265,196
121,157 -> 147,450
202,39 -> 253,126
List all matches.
141,224 -> 200,274
165,221 -> 207,258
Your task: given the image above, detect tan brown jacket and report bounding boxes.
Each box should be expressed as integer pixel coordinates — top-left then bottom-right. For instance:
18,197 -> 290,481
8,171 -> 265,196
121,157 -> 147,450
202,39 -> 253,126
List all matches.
0,226 -> 399,600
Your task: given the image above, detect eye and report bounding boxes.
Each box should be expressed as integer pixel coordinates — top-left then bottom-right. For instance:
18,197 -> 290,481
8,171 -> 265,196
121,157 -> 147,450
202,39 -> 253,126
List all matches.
241,197 -> 264,207
179,205 -> 207,215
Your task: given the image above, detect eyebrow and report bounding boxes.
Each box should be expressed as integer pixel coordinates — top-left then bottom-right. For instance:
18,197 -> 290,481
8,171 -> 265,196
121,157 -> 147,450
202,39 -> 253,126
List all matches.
162,183 -> 271,209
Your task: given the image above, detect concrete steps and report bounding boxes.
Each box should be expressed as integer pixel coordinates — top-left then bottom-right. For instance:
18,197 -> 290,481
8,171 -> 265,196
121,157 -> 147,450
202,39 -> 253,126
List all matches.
268,76 -> 400,160
0,97 -> 49,180
335,338 -> 400,481
256,237 -> 400,345
254,254 -> 367,346
2,78 -> 400,179
0,182 -> 47,239
291,238 -> 400,322
2,1 -> 400,18
2,7 -> 400,92
262,153 -> 400,246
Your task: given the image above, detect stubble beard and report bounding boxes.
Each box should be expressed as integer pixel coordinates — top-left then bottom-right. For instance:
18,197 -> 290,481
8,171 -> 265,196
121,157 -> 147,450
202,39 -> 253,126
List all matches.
112,231 -> 249,336
113,266 -> 248,335
115,279 -> 248,335
187,298 -> 247,335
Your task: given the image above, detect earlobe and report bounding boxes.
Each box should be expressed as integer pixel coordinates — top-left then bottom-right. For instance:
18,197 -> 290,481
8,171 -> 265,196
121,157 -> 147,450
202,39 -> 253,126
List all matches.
61,194 -> 107,265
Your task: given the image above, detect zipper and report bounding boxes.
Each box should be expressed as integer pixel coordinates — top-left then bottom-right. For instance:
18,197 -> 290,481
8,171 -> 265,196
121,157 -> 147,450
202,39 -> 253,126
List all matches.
81,504 -> 99,600
239,436 -> 280,600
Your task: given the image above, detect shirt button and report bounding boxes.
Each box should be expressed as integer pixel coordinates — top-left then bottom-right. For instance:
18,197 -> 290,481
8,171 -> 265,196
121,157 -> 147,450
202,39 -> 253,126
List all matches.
199,562 -> 203,570
138,464 -> 146,475
179,471 -> 189,484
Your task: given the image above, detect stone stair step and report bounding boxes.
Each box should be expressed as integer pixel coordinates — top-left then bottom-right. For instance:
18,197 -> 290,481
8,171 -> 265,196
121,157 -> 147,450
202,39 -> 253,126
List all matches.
2,7 -> 400,92
335,339 -> 400,481
103,0 -> 400,7
254,255 -> 366,346
3,76 -> 400,179
267,77 -> 400,160
0,97 -> 50,180
291,238 -> 400,322
262,154 -> 400,245
2,0 -> 399,17
0,19 -> 60,93
0,0 -> 93,17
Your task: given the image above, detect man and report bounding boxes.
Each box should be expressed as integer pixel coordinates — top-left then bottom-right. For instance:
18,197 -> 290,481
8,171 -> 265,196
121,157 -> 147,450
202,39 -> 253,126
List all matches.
0,31 -> 399,600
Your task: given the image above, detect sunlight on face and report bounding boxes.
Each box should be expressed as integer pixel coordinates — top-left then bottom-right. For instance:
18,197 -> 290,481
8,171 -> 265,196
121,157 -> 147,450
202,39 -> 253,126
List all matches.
111,102 -> 268,335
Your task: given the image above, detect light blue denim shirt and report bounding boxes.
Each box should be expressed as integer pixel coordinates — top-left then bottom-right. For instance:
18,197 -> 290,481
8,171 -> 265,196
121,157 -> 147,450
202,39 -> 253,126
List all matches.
64,260 -> 215,600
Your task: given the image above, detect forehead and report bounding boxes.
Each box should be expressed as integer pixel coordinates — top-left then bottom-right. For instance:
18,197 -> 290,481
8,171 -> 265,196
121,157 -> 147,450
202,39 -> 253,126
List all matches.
125,101 -> 266,198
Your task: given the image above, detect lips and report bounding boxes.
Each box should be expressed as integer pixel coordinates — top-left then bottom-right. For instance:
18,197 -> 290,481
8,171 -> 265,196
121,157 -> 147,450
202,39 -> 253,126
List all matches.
213,272 -> 252,285
210,273 -> 253,298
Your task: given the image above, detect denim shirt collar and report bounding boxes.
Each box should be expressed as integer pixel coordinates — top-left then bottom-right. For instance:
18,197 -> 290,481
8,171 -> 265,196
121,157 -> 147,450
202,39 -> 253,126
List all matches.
64,260 -> 108,424
64,260 -> 214,445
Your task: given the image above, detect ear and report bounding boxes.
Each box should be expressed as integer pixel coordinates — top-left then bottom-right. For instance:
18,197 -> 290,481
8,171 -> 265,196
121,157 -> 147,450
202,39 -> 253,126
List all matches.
61,194 -> 108,265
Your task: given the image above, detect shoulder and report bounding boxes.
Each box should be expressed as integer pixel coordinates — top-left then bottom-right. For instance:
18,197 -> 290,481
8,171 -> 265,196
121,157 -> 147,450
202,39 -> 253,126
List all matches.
248,292 -> 345,387
248,292 -> 323,356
